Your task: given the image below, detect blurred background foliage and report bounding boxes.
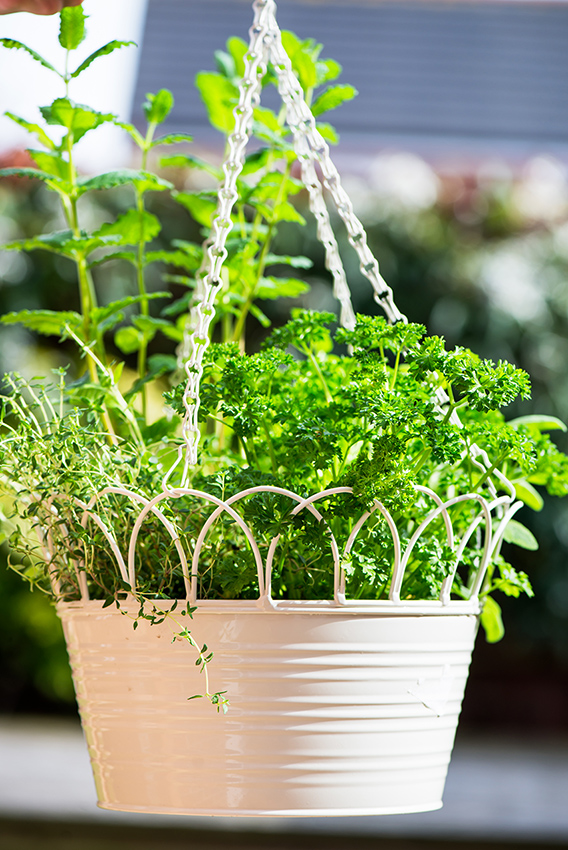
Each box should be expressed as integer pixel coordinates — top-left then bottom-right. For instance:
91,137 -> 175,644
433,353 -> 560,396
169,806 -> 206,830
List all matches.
1,147 -> 568,728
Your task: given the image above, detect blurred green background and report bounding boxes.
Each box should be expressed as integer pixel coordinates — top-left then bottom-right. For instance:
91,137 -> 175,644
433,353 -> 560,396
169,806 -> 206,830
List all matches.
1,150 -> 567,729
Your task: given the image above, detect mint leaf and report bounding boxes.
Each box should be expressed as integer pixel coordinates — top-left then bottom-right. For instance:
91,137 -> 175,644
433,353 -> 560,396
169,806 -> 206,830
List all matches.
5,113 -> 55,150
174,192 -> 217,227
40,99 -> 115,144
94,210 -> 161,245
0,38 -> 59,74
0,167 -> 61,184
1,309 -> 82,337
143,89 -> 174,125
71,40 -> 135,78
195,72 -> 238,134
77,170 -> 173,194
59,6 -> 87,51
312,84 -> 358,117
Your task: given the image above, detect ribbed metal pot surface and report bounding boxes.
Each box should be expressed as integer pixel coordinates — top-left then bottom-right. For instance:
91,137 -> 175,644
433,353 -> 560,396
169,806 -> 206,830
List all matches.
58,600 -> 478,816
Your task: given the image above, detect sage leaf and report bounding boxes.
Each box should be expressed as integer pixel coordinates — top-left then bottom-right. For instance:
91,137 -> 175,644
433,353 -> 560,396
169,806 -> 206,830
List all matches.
480,596 -> 505,643
509,414 -> 567,432
502,520 -> 539,551
513,479 -> 544,511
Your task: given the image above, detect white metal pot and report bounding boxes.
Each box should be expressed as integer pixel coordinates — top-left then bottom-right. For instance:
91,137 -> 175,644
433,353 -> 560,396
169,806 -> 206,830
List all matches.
58,597 -> 479,817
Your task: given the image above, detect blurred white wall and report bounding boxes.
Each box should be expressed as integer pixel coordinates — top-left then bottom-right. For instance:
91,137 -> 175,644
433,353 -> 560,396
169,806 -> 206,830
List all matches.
0,0 -> 148,171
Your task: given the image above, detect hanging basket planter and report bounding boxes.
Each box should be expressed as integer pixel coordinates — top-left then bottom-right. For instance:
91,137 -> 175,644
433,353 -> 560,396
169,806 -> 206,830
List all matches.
60,597 -> 478,816
52,480 -> 508,816
1,0 -> 560,822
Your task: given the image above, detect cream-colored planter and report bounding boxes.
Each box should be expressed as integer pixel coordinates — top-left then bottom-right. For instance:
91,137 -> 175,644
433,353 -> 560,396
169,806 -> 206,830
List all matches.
58,597 -> 479,817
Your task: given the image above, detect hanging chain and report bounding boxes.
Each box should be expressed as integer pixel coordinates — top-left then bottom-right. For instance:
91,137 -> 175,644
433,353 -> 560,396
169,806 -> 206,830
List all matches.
165,0 -> 451,488
164,0 -> 273,486
265,8 -> 405,325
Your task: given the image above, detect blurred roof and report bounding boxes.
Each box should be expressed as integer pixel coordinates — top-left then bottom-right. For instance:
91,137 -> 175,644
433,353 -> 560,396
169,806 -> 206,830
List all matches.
132,0 -> 568,165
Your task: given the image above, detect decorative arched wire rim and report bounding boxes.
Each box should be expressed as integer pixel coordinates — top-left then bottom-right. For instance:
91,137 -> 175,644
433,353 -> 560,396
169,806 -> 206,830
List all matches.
42,483 -> 525,615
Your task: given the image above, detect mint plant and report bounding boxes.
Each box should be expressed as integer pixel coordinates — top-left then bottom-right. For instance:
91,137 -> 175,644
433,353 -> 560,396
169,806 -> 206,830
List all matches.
0,4 -> 567,663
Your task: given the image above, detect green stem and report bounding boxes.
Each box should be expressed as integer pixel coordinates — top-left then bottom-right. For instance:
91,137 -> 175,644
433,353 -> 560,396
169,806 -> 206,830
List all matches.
303,343 -> 333,405
261,418 -> 278,474
135,120 -> 157,423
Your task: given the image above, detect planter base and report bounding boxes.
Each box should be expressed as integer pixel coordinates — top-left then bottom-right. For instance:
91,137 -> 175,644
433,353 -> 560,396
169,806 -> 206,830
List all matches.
59,599 -> 478,817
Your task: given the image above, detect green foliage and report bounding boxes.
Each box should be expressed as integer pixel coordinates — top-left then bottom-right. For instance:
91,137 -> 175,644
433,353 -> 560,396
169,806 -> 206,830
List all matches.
0,11 -> 563,669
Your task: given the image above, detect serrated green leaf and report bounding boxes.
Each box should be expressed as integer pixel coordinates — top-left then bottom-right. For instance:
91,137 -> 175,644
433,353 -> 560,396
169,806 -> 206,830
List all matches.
40,99 -> 115,144
70,40 -> 135,78
0,38 -> 59,75
77,169 -> 173,194
151,133 -> 194,148
509,414 -> 567,432
1,309 -> 81,337
253,107 -> 281,133
265,253 -> 313,269
4,230 -> 120,258
159,153 -> 221,179
27,150 -> 69,181
312,84 -> 358,117
88,250 -> 137,269
480,596 -> 504,643
293,49 -> 317,91
174,192 -> 217,227
315,58 -> 342,86
94,209 -> 161,245
114,120 -> 145,148
195,72 -> 238,133
0,166 -> 61,185
145,249 -> 201,271
92,292 -> 170,332
502,519 -> 539,551
143,89 -> 174,125
4,113 -> 55,150
273,201 -> 306,225
513,479 -> 544,511
257,276 -> 310,300
59,6 -> 87,50
240,148 -> 271,176
161,292 -> 193,317
126,357 -> 179,400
